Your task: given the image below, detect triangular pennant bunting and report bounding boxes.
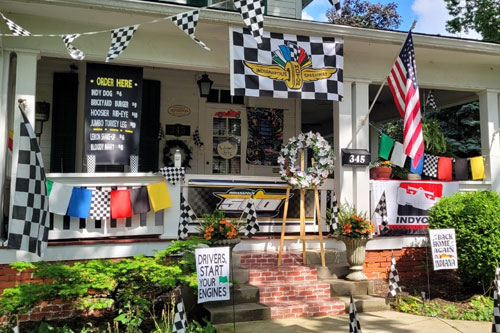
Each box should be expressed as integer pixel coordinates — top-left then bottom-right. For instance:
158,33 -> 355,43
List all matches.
374,191 -> 388,234
170,10 -> 211,51
110,189 -> 132,218
67,187 -> 93,219
454,158 -> 468,180
130,187 -> 151,215
242,198 -> 259,237
48,182 -> 73,215
410,155 -> 424,175
1,13 -> 31,36
179,194 -> 196,239
437,156 -> 452,180
388,252 -> 402,297
422,154 -> 439,178
233,0 -> 264,45
379,133 -> 394,160
61,34 -> 85,60
492,266 -> 500,332
328,0 -> 342,16
349,295 -> 361,333
470,156 -> 485,180
159,167 -> 185,185
426,90 -> 437,109
147,182 -> 172,212
106,25 -> 139,62
172,293 -> 188,333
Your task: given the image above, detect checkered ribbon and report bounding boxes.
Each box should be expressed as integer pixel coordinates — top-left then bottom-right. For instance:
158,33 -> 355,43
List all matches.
106,25 -> 139,62
374,191 -> 388,234
1,12 -> 31,36
426,90 -> 438,109
159,167 -> 185,185
349,295 -> 361,333
233,0 -> 265,45
326,190 -> 339,233
493,267 -> 500,332
170,10 -> 211,51
423,154 -> 439,178
388,252 -> 402,297
7,105 -> 49,257
193,128 -> 204,148
328,0 -> 342,16
62,34 -> 85,60
172,294 -> 188,333
89,190 -> 111,220
179,194 -> 196,239
242,199 -> 259,237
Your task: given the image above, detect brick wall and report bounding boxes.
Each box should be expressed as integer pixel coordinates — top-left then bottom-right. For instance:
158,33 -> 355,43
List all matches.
363,247 -> 428,280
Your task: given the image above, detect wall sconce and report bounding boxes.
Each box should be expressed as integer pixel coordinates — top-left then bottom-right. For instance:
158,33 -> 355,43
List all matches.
197,73 -> 213,98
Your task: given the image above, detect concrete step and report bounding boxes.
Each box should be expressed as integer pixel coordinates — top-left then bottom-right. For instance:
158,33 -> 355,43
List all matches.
306,249 -> 347,266
204,302 -> 271,324
263,297 -> 345,319
203,284 -> 260,306
325,279 -> 375,296
248,265 -> 318,284
232,267 -> 249,284
255,281 -> 331,303
339,295 -> 390,312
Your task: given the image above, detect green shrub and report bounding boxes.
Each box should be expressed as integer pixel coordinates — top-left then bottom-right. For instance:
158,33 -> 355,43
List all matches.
428,190 -> 500,293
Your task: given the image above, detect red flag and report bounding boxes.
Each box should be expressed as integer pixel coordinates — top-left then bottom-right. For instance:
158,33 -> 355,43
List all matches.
387,32 -> 424,169
110,189 -> 132,218
437,157 -> 452,180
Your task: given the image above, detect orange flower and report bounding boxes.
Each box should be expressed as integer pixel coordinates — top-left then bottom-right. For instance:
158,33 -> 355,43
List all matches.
352,215 -> 364,222
204,233 -> 212,240
220,219 -> 229,225
343,223 -> 352,234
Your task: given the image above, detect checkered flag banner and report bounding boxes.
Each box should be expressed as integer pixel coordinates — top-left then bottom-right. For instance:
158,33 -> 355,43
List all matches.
326,190 -> 339,233
349,295 -> 362,333
7,105 -> 49,257
170,10 -> 211,51
158,123 -> 164,141
172,294 -> 188,333
374,191 -> 389,234
233,0 -> 265,46
193,128 -> 204,148
230,26 -> 344,101
493,266 -> 500,332
179,194 -> 196,239
61,34 -> 85,60
328,0 -> 342,16
89,189 -> 111,220
388,252 -> 402,297
159,167 -> 186,185
242,198 -> 259,237
106,25 -> 139,62
423,154 -> 439,178
426,90 -> 438,109
1,12 -> 31,36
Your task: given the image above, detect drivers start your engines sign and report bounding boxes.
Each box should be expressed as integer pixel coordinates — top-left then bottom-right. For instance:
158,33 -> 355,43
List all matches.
372,180 -> 459,235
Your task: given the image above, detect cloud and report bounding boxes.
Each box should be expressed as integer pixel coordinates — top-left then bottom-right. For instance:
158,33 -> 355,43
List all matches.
302,10 -> 315,21
301,0 -> 330,22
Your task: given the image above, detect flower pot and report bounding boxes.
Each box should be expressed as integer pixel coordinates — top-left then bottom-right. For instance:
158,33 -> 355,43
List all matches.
339,236 -> 370,281
211,237 -> 241,250
370,167 -> 392,180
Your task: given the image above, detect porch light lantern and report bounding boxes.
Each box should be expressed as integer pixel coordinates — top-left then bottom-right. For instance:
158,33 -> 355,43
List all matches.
197,73 -> 213,98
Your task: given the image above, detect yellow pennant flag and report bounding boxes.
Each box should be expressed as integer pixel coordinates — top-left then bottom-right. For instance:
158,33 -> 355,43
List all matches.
147,182 -> 172,212
470,156 -> 485,180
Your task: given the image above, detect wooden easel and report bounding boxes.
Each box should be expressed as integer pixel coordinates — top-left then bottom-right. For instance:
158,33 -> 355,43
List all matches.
277,151 -> 326,267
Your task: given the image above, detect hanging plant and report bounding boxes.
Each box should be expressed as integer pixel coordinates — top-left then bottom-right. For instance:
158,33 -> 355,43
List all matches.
163,139 -> 192,168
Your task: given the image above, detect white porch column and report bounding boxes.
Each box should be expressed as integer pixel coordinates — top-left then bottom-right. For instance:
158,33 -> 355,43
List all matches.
351,81 -> 370,213
334,81 -> 353,205
478,90 -> 500,192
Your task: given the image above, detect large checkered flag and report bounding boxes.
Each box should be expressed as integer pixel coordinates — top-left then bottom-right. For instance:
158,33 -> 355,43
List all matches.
7,102 -> 49,257
426,90 -> 438,109
106,25 -> 139,62
328,0 -> 342,16
326,190 -> 339,233
374,191 -> 388,234
179,194 -> 196,239
1,13 -> 31,36
170,10 -> 210,51
388,252 -> 402,297
233,0 -> 265,46
172,294 -> 188,333
242,198 -> 259,237
492,266 -> 500,332
349,295 -> 362,333
61,34 -> 85,60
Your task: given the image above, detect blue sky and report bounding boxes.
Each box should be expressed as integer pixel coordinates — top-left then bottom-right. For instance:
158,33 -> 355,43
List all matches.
302,0 -> 481,39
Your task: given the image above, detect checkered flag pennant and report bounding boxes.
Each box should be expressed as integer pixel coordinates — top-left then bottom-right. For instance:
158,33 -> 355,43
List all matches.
158,123 -> 164,141
193,128 -> 204,148
7,106 -> 49,257
423,154 -> 439,178
172,294 -> 188,333
61,34 -> 85,60
328,0 -> 342,16
374,191 -> 388,233
89,189 -> 111,219
493,266 -> 500,332
170,10 -> 211,51
326,190 -> 339,233
179,194 -> 196,239
1,12 -> 31,36
233,0 -> 265,45
388,252 -> 402,297
106,25 -> 139,62
349,295 -> 362,333
426,90 -> 438,109
230,26 -> 344,101
243,198 -> 259,237
159,167 -> 186,185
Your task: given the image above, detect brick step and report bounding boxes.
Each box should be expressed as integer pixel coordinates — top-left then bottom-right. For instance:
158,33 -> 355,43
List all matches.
255,281 -> 331,303
237,251 -> 303,268
248,265 -> 318,284
204,302 -> 271,324
263,298 -> 345,319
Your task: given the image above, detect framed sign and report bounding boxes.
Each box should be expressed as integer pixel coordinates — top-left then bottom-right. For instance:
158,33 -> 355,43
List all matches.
429,228 -> 458,270
341,149 -> 370,166
195,246 -> 230,303
85,63 -> 143,165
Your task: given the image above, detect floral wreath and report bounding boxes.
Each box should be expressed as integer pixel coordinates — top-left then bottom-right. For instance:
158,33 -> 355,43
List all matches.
163,139 -> 192,168
278,132 -> 334,189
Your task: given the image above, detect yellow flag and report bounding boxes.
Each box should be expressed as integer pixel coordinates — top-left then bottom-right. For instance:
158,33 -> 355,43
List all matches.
147,182 -> 172,212
470,156 -> 485,180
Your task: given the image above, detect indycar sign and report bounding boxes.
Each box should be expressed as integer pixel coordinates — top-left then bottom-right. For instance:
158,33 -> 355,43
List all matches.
372,180 -> 459,235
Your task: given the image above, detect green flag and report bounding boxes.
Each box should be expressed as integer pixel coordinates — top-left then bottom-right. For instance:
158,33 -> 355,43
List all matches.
379,134 -> 394,160
219,276 -> 228,283
46,179 -> 54,196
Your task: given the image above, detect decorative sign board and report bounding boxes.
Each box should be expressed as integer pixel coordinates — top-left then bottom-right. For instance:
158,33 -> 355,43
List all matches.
217,140 -> 238,159
165,124 -> 190,137
429,228 -> 458,270
85,63 -> 143,165
195,246 -> 230,303
168,105 -> 191,117
341,149 -> 370,166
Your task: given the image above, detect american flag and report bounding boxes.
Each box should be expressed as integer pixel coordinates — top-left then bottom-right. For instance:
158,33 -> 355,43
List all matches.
387,32 -> 424,169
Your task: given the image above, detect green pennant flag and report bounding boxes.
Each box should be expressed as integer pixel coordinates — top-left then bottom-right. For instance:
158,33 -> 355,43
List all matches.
379,134 -> 394,160
46,179 -> 54,196
219,276 -> 228,283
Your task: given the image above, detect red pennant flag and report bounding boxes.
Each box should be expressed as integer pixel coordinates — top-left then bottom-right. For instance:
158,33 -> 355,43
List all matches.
437,157 -> 452,180
110,189 -> 132,218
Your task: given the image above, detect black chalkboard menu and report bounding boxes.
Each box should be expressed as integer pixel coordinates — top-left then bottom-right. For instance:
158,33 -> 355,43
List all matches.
85,63 -> 143,165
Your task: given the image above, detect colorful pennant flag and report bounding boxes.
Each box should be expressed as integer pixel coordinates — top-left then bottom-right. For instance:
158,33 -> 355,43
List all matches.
379,133 -> 394,160
348,295 -> 361,333
426,90 -> 437,109
328,0 -> 342,16
437,157 -> 452,180
110,189 -> 132,218
470,156 -> 485,180
46,179 -> 54,196
89,189 -> 111,219
422,154 -> 439,178
374,191 -> 388,234
179,194 -> 196,239
106,25 -> 139,62
172,294 -> 188,333
7,107 -> 49,257
67,187 -> 93,218
61,34 -> 85,60
388,252 -> 402,297
242,198 -> 259,237
410,155 -> 424,175
48,182 -> 73,215
130,187 -> 151,215
233,0 -> 265,46
147,182 -> 172,212
1,13 -> 31,36
454,158 -> 468,180
390,141 -> 407,168
170,10 -> 210,51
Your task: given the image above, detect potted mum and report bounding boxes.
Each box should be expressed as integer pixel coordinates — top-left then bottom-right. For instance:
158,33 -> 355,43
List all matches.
330,203 -> 375,281
369,160 -> 393,179
199,209 -> 241,248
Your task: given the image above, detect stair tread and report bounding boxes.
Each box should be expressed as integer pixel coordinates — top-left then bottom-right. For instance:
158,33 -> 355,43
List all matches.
250,281 -> 329,287
263,298 -> 344,307
204,302 -> 269,311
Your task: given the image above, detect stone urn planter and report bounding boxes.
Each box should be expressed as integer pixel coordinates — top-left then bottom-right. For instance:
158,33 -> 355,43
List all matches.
339,236 -> 370,281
